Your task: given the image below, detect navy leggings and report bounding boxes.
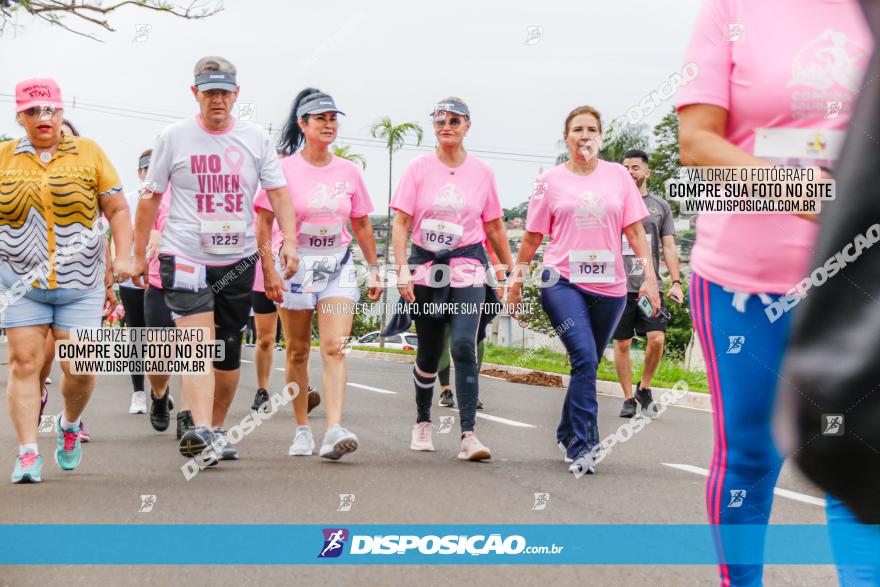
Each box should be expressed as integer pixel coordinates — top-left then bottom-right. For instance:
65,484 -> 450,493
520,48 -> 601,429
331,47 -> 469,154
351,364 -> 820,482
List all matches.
539,272 -> 626,460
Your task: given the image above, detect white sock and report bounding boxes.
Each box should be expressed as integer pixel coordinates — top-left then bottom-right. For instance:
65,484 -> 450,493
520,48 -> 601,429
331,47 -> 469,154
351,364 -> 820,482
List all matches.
61,415 -> 81,430
19,443 -> 39,455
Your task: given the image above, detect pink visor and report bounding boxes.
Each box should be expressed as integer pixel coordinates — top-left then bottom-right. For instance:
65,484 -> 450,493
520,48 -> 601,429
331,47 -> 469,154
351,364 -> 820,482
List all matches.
15,78 -> 63,112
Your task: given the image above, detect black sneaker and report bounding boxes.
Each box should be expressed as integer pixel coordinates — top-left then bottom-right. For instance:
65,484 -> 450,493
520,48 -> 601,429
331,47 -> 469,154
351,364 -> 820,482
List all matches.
635,381 -> 659,418
176,410 -> 194,440
619,398 -> 637,418
307,387 -> 321,414
212,427 -> 238,460
438,389 -> 455,407
476,399 -> 484,411
179,426 -> 219,466
149,389 -> 172,431
251,388 -> 270,413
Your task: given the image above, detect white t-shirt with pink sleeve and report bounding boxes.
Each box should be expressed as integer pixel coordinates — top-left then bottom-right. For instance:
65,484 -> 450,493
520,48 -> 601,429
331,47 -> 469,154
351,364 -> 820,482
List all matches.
147,190 -> 171,289
145,115 -> 287,266
391,152 -> 503,288
526,160 -> 648,297
677,0 -> 871,293
253,152 -> 373,271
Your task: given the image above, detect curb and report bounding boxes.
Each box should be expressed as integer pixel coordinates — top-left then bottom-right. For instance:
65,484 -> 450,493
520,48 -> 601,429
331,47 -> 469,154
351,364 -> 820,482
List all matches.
335,347 -> 712,413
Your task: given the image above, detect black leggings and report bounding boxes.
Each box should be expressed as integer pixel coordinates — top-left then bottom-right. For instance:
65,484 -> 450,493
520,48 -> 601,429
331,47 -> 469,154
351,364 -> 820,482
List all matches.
119,286 -> 145,393
412,285 -> 485,433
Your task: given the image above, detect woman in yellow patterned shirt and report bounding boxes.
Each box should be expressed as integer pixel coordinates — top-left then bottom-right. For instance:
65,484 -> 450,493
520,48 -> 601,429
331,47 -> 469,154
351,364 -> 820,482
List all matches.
0,78 -> 134,484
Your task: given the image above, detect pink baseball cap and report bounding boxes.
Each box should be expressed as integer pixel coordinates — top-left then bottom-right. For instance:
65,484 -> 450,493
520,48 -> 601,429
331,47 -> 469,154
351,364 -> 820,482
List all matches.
15,78 -> 63,112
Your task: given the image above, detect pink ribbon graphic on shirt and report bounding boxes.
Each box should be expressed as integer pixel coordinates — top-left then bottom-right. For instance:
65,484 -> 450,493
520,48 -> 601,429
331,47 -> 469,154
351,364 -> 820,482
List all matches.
224,145 -> 249,197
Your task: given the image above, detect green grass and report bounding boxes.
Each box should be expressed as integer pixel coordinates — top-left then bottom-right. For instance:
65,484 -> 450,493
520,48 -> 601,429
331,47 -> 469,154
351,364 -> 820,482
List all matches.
483,344 -> 570,375
596,356 -> 708,393
332,341 -> 709,392
484,343 -> 709,393
350,345 -> 416,355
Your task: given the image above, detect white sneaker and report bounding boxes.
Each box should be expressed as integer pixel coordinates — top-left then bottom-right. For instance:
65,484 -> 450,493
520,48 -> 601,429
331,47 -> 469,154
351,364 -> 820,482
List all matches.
319,425 -> 359,460
288,426 -> 315,456
410,422 -> 435,451
129,391 -> 147,414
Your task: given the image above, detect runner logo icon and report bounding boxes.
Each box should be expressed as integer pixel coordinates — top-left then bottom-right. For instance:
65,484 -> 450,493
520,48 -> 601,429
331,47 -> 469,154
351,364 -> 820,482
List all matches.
728,489 -> 747,508
822,414 -> 844,436
319,528 -> 349,558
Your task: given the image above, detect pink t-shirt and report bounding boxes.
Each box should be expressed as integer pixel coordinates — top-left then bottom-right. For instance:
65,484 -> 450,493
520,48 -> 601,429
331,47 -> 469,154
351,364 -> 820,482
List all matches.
526,160 -> 648,297
147,190 -> 171,289
254,153 -> 373,283
391,153 -> 503,287
677,0 -> 871,293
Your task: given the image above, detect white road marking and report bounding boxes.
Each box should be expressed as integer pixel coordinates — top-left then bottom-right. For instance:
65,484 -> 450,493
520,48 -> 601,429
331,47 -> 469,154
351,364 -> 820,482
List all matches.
348,382 -> 398,395
662,463 -> 826,507
450,408 -> 536,429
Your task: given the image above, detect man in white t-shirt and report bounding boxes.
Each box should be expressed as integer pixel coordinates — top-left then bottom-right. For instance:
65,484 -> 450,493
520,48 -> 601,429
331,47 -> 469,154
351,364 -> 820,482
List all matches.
132,56 -> 298,466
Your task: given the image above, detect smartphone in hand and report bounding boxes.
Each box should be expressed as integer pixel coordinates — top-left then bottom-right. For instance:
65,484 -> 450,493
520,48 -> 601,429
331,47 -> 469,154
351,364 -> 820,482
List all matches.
638,294 -> 671,321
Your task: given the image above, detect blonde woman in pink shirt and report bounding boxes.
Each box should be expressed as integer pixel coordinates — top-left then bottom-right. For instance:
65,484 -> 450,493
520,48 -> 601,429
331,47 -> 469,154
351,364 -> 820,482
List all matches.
678,0 -> 876,585
391,97 -> 514,460
256,88 -> 382,461
508,105 -> 659,476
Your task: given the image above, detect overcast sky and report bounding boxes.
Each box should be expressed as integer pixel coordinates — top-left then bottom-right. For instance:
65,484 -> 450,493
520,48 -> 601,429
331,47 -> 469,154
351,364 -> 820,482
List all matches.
0,0 -> 703,209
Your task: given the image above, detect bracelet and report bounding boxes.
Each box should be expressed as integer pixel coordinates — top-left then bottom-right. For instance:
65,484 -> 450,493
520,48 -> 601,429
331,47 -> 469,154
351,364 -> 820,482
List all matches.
672,279 -> 682,285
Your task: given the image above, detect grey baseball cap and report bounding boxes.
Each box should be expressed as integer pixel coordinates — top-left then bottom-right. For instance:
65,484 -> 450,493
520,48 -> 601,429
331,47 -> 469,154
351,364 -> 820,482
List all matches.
193,56 -> 238,91
296,93 -> 345,118
430,98 -> 470,117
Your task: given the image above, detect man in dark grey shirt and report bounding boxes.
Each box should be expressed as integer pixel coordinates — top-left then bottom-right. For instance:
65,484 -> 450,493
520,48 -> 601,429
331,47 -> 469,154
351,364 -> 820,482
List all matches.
612,150 -> 684,418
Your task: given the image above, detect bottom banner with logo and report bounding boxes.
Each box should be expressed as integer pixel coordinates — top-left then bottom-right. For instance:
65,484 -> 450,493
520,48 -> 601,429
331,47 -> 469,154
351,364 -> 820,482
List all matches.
0,524 -> 877,564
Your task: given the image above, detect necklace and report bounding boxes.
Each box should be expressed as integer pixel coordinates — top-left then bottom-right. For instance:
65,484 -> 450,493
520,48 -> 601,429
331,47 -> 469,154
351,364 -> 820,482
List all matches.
39,151 -> 52,164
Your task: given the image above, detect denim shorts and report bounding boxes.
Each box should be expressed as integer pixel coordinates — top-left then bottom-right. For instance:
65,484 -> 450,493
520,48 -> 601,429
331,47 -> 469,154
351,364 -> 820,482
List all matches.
0,263 -> 104,331
278,251 -> 359,311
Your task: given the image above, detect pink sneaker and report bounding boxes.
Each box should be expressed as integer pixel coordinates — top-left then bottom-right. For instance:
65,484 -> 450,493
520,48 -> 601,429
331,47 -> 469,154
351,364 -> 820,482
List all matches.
458,431 -> 491,461
78,419 -> 91,443
410,422 -> 435,451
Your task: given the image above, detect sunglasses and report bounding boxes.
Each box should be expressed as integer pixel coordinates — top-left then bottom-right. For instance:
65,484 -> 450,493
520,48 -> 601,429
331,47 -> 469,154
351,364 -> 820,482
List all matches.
21,106 -> 60,120
433,115 -> 464,129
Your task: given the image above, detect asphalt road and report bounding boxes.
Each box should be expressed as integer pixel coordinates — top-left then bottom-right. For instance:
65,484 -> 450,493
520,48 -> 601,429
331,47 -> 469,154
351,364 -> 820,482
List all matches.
0,342 -> 836,586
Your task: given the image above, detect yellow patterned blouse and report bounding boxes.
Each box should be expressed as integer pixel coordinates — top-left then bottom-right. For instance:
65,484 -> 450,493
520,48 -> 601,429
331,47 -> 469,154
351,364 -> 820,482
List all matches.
0,135 -> 122,289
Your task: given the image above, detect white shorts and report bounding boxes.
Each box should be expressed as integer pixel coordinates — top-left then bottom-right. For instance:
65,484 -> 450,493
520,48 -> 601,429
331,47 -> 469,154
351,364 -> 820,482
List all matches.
278,250 -> 360,311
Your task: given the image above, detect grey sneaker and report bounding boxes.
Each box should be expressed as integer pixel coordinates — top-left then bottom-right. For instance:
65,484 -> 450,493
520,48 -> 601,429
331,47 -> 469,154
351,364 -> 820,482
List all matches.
212,427 -> 238,460
179,426 -> 219,467
619,398 -> 637,418
288,426 -> 315,456
319,425 -> 359,460
569,450 -> 597,477
635,381 -> 659,418
438,389 -> 454,407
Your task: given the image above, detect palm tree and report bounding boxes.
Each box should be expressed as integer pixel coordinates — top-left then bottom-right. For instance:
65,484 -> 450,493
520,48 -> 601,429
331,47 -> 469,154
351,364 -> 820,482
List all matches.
369,117 -> 423,347
331,144 -> 367,169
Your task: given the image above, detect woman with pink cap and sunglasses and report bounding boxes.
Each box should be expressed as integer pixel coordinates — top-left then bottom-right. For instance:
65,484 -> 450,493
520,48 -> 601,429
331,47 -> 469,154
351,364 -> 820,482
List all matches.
0,78 -> 134,483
